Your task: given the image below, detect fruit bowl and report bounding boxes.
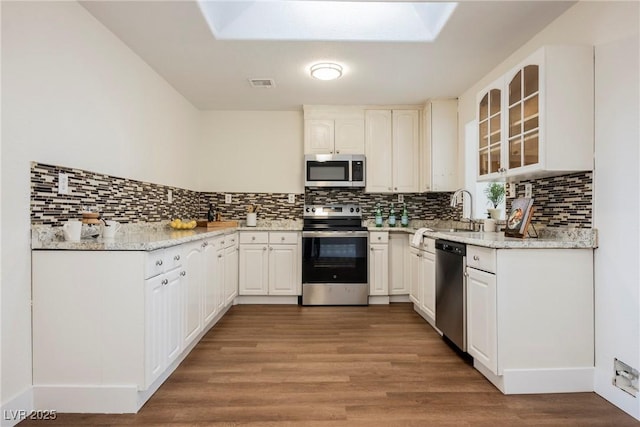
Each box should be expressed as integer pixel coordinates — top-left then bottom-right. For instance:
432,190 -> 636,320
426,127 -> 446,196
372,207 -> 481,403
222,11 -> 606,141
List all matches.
169,219 -> 197,230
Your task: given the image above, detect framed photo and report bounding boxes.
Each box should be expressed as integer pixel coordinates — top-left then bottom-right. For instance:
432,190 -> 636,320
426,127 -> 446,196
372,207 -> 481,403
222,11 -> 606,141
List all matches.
504,197 -> 534,238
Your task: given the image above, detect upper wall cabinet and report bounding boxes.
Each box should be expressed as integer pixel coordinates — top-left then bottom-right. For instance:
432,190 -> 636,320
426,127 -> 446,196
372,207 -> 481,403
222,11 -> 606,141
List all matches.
365,109 -> 420,193
303,106 -> 365,155
421,99 -> 459,192
477,45 -> 594,182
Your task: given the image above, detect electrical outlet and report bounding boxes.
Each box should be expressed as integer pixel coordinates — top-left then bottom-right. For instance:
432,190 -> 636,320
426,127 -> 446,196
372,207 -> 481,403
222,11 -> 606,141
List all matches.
288,194 -> 295,203
507,183 -> 516,198
58,173 -> 69,195
397,194 -> 404,203
167,189 -> 173,203
225,194 -> 232,204
524,183 -> 533,198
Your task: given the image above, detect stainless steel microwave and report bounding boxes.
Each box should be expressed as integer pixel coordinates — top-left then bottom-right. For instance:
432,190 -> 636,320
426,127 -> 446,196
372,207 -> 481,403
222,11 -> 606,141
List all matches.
304,154 -> 366,188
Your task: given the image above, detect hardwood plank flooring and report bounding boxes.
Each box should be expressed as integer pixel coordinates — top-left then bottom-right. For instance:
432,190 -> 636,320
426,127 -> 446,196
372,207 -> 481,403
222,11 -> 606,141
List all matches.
20,304 -> 638,426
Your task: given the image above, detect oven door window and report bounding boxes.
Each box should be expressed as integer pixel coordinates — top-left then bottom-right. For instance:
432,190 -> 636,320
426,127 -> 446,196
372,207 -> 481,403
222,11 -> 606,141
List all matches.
306,161 -> 349,182
302,236 -> 368,283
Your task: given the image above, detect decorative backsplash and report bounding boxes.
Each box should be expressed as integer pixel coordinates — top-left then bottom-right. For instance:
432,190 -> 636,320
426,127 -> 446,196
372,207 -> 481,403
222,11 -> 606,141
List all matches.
507,172 -> 593,228
304,188 -> 461,221
31,162 -> 593,228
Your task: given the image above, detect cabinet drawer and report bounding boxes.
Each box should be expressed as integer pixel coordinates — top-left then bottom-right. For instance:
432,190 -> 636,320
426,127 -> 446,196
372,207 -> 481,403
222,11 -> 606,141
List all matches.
467,245 -> 496,274
240,231 -> 269,244
224,233 -> 239,248
210,236 -> 226,250
145,249 -> 165,279
421,237 -> 436,253
269,232 -> 298,245
369,232 -> 388,244
164,245 -> 183,271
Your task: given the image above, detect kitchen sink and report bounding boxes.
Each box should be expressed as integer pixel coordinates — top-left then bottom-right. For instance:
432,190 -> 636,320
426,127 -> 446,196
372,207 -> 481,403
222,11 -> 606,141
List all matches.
433,228 -> 475,233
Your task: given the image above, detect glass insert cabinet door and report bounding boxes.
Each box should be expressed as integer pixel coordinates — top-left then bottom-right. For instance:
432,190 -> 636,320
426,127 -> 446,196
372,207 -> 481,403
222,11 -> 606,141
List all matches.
478,88 -> 502,177
508,65 -> 539,169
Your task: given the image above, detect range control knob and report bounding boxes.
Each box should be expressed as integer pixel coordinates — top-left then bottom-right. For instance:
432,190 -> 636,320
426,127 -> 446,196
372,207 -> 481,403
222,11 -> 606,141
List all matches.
350,207 -> 354,213
356,207 -> 360,213
311,208 -> 316,213
305,207 -> 309,213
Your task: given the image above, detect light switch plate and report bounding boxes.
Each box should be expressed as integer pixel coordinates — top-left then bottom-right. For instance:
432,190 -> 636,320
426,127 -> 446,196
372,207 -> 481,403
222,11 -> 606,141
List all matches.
225,194 -> 232,204
525,183 -> 533,198
397,194 -> 404,203
507,183 -> 516,198
288,194 -> 295,203
167,189 -> 173,203
58,173 -> 69,194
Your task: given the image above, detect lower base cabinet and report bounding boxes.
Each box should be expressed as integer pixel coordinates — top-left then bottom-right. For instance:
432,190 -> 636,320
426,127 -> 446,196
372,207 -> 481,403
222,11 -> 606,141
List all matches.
466,266 -> 497,374
409,237 -> 435,322
239,231 -> 301,296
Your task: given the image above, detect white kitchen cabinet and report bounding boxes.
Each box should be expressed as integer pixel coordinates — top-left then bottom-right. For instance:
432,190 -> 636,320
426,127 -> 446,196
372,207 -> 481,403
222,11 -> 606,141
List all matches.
239,231 -> 300,296
369,232 -> 389,296
409,236 -> 436,324
365,109 -> 420,193
464,246 -> 594,394
182,241 -> 204,349
202,238 -> 220,325
303,106 -> 365,154
477,45 -> 594,181
420,250 -> 436,321
466,265 -> 497,374
421,99 -> 459,191
389,233 -> 408,295
408,247 -> 422,305
224,234 -> 239,305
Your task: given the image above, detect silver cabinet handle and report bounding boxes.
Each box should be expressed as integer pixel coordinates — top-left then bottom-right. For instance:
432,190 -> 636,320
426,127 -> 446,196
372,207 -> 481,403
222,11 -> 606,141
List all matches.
281,236 -> 285,241
162,279 -> 168,285
174,255 -> 180,261
263,247 -> 267,251
252,236 -> 256,241
156,259 -> 163,266
218,254 -> 223,258
370,247 -> 373,251
388,187 -> 392,191
377,236 -> 382,240
418,253 -> 422,258
202,241 -> 208,248
180,271 -> 186,277
336,150 -> 340,154
394,187 -> 398,191
221,240 -> 225,245
473,255 -> 479,261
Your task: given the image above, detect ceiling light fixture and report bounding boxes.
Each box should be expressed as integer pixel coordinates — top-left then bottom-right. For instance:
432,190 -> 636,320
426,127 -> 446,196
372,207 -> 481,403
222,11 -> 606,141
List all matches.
310,63 -> 343,81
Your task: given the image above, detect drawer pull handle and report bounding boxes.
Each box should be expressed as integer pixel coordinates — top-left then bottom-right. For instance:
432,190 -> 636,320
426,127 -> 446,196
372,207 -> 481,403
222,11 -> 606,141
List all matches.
473,255 -> 479,261
202,242 -> 208,248
174,255 -> 180,261
281,236 -> 285,241
156,260 -> 163,266
221,240 -> 225,245
180,271 -> 186,277
252,236 -> 256,240
162,279 -> 168,285
378,236 -> 381,240
263,247 -> 267,251
218,254 -> 223,258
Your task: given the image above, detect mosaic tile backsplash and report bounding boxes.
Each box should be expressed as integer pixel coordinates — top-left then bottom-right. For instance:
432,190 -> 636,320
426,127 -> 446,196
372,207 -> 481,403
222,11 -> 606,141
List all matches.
31,162 -> 593,228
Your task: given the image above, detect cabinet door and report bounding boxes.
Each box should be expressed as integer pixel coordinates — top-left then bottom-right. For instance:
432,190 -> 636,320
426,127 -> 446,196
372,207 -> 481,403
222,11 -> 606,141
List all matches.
224,244 -> 239,304
183,242 -> 203,348
369,243 -> 389,296
507,64 -> 540,171
389,234 -> 407,295
239,245 -> 269,295
165,269 -> 183,366
268,244 -> 298,295
477,81 -> 505,181
304,120 -> 335,154
365,110 -> 393,192
202,241 -> 219,325
392,110 -> 420,192
144,274 -> 165,388
466,267 -> 498,375
420,251 -> 436,320
425,100 -> 458,192
334,118 -> 365,154
408,248 -> 421,305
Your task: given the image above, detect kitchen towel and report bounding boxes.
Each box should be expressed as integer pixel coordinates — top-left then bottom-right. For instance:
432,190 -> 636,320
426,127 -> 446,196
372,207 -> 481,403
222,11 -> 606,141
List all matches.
412,228 -> 432,246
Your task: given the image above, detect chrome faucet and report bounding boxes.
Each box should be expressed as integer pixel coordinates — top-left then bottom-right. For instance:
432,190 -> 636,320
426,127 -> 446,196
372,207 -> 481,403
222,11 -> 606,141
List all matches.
450,189 -> 475,229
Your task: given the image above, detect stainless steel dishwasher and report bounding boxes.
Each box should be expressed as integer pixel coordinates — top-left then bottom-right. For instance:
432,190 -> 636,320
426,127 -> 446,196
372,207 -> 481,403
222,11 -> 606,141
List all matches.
435,240 -> 467,352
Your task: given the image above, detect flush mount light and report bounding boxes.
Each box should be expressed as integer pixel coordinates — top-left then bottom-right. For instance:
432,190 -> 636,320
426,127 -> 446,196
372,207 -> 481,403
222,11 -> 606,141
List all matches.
310,63 -> 343,81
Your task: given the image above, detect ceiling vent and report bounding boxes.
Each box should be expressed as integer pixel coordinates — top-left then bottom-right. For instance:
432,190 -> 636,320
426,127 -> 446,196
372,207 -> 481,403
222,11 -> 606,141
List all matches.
248,78 -> 275,88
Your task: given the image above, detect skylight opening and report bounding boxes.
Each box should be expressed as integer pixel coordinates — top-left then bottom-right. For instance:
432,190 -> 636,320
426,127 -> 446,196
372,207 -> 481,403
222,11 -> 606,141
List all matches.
197,1 -> 458,42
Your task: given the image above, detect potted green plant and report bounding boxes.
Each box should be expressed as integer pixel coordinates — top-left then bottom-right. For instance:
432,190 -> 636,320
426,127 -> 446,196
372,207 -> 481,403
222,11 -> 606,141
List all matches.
484,182 -> 505,219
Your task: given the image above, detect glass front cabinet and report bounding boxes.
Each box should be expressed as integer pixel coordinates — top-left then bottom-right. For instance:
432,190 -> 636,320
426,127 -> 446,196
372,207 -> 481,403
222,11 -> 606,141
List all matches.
477,45 -> 594,182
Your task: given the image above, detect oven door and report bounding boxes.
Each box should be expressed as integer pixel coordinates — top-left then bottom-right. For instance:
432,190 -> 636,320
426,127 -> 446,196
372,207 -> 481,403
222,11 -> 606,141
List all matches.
302,231 -> 368,284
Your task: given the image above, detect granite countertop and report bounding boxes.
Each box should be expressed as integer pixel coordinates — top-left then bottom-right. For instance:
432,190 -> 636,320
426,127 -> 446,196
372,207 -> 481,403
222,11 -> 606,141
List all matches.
32,219 -> 303,251
367,223 -> 597,249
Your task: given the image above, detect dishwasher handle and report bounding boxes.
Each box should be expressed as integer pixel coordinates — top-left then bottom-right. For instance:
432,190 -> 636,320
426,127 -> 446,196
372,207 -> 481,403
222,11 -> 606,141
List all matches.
435,239 -> 466,256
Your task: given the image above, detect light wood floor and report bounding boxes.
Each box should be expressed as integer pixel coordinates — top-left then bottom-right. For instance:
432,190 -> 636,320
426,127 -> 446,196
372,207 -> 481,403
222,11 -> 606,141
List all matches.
21,303 -> 638,426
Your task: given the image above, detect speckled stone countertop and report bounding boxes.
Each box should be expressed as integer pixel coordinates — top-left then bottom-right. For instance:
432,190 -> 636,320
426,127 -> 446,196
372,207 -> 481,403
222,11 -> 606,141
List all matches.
366,220 -> 597,249
32,220 -> 303,251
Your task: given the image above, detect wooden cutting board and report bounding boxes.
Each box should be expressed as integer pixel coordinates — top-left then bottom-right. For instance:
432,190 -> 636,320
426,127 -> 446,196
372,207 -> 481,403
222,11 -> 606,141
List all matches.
196,220 -> 238,229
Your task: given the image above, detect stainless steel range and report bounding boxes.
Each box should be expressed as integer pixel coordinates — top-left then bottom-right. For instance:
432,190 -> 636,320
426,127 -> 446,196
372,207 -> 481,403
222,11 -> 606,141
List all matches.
301,204 -> 369,306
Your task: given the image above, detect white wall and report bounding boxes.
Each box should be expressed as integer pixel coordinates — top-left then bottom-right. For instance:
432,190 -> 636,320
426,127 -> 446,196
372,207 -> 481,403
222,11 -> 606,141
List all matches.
199,111 -> 304,193
1,0 -> 200,412
457,1 -> 640,419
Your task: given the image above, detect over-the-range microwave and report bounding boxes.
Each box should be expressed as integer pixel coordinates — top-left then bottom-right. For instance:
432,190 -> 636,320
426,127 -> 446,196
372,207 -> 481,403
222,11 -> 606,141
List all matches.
304,154 -> 366,188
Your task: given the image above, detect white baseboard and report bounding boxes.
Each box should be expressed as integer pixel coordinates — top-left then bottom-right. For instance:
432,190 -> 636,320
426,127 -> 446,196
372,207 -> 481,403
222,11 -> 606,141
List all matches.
412,303 -> 439,332
1,387 -> 34,427
368,296 -> 390,305
474,361 -> 595,394
389,294 -> 410,303
235,295 -> 298,305
33,385 -> 138,414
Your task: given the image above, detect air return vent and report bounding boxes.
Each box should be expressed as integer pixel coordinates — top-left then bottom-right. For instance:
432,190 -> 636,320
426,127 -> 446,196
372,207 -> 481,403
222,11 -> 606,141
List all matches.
248,78 -> 275,88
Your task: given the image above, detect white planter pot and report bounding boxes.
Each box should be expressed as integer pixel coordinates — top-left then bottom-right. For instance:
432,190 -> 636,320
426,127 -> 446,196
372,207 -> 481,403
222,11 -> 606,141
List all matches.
487,208 -> 502,220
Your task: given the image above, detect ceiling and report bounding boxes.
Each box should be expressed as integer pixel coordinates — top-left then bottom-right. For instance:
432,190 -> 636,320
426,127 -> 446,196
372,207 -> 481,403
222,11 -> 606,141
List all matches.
80,1 -> 575,111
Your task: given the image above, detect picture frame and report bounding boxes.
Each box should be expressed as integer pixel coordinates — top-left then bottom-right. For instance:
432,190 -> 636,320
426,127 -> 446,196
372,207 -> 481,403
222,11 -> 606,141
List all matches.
504,197 -> 534,238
